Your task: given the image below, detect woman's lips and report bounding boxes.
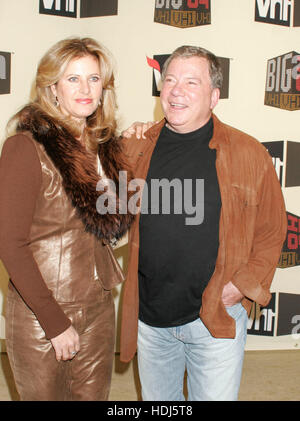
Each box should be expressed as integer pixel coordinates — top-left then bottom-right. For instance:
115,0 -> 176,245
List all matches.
75,99 -> 92,104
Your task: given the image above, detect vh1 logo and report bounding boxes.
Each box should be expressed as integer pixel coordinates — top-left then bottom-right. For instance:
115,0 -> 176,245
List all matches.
154,0 -> 211,28
263,140 -> 300,188
0,52 -> 11,95
247,293 -> 276,336
147,53 -> 230,99
39,0 -> 77,17
39,0 -> 118,18
262,141 -> 284,185
265,51 -> 300,111
255,0 -> 300,27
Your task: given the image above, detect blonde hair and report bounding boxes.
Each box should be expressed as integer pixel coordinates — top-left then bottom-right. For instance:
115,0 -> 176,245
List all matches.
8,37 -> 117,150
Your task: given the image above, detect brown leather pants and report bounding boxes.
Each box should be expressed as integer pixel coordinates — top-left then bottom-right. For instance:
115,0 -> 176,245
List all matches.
5,286 -> 115,401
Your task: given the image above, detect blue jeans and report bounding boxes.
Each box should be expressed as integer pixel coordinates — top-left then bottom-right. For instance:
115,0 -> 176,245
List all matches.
137,303 -> 248,401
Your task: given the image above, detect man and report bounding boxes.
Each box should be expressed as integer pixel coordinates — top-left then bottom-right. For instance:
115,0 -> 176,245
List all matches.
120,46 -> 287,401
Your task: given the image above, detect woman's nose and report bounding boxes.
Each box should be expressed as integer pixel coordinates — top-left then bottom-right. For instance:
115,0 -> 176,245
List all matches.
79,79 -> 91,94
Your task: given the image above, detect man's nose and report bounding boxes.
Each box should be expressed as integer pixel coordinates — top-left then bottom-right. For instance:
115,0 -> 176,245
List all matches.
170,82 -> 183,96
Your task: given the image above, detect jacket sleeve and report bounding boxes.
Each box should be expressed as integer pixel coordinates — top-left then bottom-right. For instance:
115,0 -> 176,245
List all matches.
0,134 -> 71,339
119,135 -> 140,170
231,152 -> 287,306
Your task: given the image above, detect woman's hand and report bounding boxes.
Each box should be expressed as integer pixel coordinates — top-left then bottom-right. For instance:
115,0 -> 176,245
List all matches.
221,281 -> 244,307
122,121 -> 158,139
50,325 -> 80,361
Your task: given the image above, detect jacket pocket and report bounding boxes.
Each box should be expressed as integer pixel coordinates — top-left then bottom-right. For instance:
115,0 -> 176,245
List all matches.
95,243 -> 124,290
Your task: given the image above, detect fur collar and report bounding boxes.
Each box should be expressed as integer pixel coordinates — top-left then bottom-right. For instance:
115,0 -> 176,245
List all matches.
17,105 -> 135,242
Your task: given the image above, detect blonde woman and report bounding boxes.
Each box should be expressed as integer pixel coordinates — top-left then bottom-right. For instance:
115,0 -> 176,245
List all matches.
0,37 -> 135,401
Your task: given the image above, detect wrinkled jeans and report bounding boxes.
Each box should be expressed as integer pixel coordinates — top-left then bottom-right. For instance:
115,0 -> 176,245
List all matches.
137,303 -> 248,401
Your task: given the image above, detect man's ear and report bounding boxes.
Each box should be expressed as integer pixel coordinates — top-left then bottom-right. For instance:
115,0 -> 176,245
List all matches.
210,88 -> 220,110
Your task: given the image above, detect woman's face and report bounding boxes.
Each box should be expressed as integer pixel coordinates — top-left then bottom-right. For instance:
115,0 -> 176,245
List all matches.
51,55 -> 103,123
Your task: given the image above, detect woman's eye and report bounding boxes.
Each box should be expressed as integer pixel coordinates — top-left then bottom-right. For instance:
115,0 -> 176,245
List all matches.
68,76 -> 78,82
90,76 -> 100,82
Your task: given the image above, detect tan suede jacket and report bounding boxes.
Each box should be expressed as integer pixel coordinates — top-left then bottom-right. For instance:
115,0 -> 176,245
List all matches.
119,114 -> 287,363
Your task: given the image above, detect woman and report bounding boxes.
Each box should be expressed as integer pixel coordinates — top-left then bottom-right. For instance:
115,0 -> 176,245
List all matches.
0,37 -> 135,401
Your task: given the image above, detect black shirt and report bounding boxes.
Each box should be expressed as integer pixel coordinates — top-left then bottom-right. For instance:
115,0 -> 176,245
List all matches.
138,118 -> 221,327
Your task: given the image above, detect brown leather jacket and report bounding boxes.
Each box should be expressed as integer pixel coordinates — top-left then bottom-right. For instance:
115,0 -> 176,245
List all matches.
120,114 -> 287,363
0,129 -> 126,339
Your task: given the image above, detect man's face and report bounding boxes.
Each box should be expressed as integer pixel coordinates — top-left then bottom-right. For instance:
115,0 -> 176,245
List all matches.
160,56 -> 219,134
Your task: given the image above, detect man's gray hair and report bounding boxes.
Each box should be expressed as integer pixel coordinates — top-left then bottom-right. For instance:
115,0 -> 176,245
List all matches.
161,45 -> 223,90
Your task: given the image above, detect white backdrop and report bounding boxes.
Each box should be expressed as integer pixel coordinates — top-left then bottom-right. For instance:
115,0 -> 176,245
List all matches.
0,0 -> 299,352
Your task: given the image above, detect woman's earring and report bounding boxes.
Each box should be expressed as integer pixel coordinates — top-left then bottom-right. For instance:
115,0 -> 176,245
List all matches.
55,97 -> 59,107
